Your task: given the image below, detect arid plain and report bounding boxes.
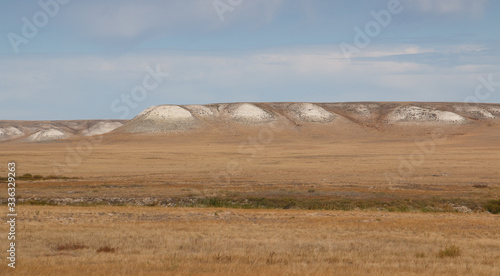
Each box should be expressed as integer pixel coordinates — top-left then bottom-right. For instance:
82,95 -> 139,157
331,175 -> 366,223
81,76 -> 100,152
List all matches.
1,102 -> 499,275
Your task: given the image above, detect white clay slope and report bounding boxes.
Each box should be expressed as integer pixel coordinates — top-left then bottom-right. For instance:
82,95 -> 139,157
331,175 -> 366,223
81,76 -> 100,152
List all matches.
185,105 -> 216,117
227,103 -> 274,123
142,105 -> 194,121
136,106 -> 157,117
388,106 -> 465,124
0,127 -> 23,140
344,104 -> 372,117
289,103 -> 334,123
27,129 -> 68,142
83,122 -> 124,136
122,105 -> 199,133
6,103 -> 491,139
487,106 -> 500,116
453,105 -> 495,119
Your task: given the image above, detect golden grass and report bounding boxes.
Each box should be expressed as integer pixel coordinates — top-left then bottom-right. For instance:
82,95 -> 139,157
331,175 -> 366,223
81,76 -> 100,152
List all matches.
1,206 -> 499,275
0,118 -> 499,275
2,130 -> 499,211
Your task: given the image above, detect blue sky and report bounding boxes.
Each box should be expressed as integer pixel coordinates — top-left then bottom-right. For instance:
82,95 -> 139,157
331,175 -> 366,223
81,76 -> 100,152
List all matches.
1,0 -> 499,120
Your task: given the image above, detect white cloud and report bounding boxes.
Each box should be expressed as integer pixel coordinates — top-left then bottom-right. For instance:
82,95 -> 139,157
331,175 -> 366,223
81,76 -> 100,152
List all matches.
63,0 -> 285,40
1,44 -> 498,119
409,0 -> 488,17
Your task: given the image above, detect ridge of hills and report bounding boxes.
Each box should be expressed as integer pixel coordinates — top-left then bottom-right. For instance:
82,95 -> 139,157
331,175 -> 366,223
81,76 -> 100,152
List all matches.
1,102 -> 500,143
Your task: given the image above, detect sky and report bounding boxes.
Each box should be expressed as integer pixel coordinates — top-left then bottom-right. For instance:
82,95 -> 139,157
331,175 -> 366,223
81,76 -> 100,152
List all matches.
1,0 -> 499,120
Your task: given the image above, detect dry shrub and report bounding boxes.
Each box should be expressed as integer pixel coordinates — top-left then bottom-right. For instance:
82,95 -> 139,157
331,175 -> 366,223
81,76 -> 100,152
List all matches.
415,252 -> 425,258
214,253 -> 233,263
438,245 -> 461,258
96,246 -> 116,253
485,199 -> 500,214
472,184 -> 488,189
56,243 -> 87,251
266,252 -> 276,265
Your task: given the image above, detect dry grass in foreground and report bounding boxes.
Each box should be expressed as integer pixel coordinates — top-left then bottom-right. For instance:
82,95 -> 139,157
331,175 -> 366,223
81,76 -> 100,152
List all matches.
1,206 -> 499,275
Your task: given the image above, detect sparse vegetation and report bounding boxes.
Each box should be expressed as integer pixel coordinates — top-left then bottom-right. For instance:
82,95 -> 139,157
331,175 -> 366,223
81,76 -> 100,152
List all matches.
189,196 -> 485,213
484,199 -> 500,214
472,184 -> 488,189
21,200 -> 59,206
266,251 -> 276,265
10,196 -> 493,213
438,245 -> 461,258
56,243 -> 87,251
0,173 -> 78,182
96,246 -> 116,253
213,253 -> 232,263
4,205 -> 498,275
415,252 -> 425,258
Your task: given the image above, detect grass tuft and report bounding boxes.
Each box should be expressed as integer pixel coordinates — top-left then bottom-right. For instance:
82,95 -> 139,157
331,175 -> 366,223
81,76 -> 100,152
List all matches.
438,245 -> 461,258
415,252 -> 425,258
96,246 -> 116,253
56,243 -> 87,251
484,199 -> 500,214
472,184 -> 488,189
213,253 -> 232,263
266,252 -> 276,265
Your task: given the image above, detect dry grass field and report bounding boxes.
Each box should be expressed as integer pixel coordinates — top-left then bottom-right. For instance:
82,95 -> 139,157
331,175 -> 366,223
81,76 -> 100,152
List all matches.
0,206 -> 499,275
1,102 -> 500,275
2,123 -> 499,211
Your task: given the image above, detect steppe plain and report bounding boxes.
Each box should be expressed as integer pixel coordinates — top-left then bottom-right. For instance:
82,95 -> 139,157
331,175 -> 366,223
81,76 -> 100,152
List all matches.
1,102 -> 499,275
